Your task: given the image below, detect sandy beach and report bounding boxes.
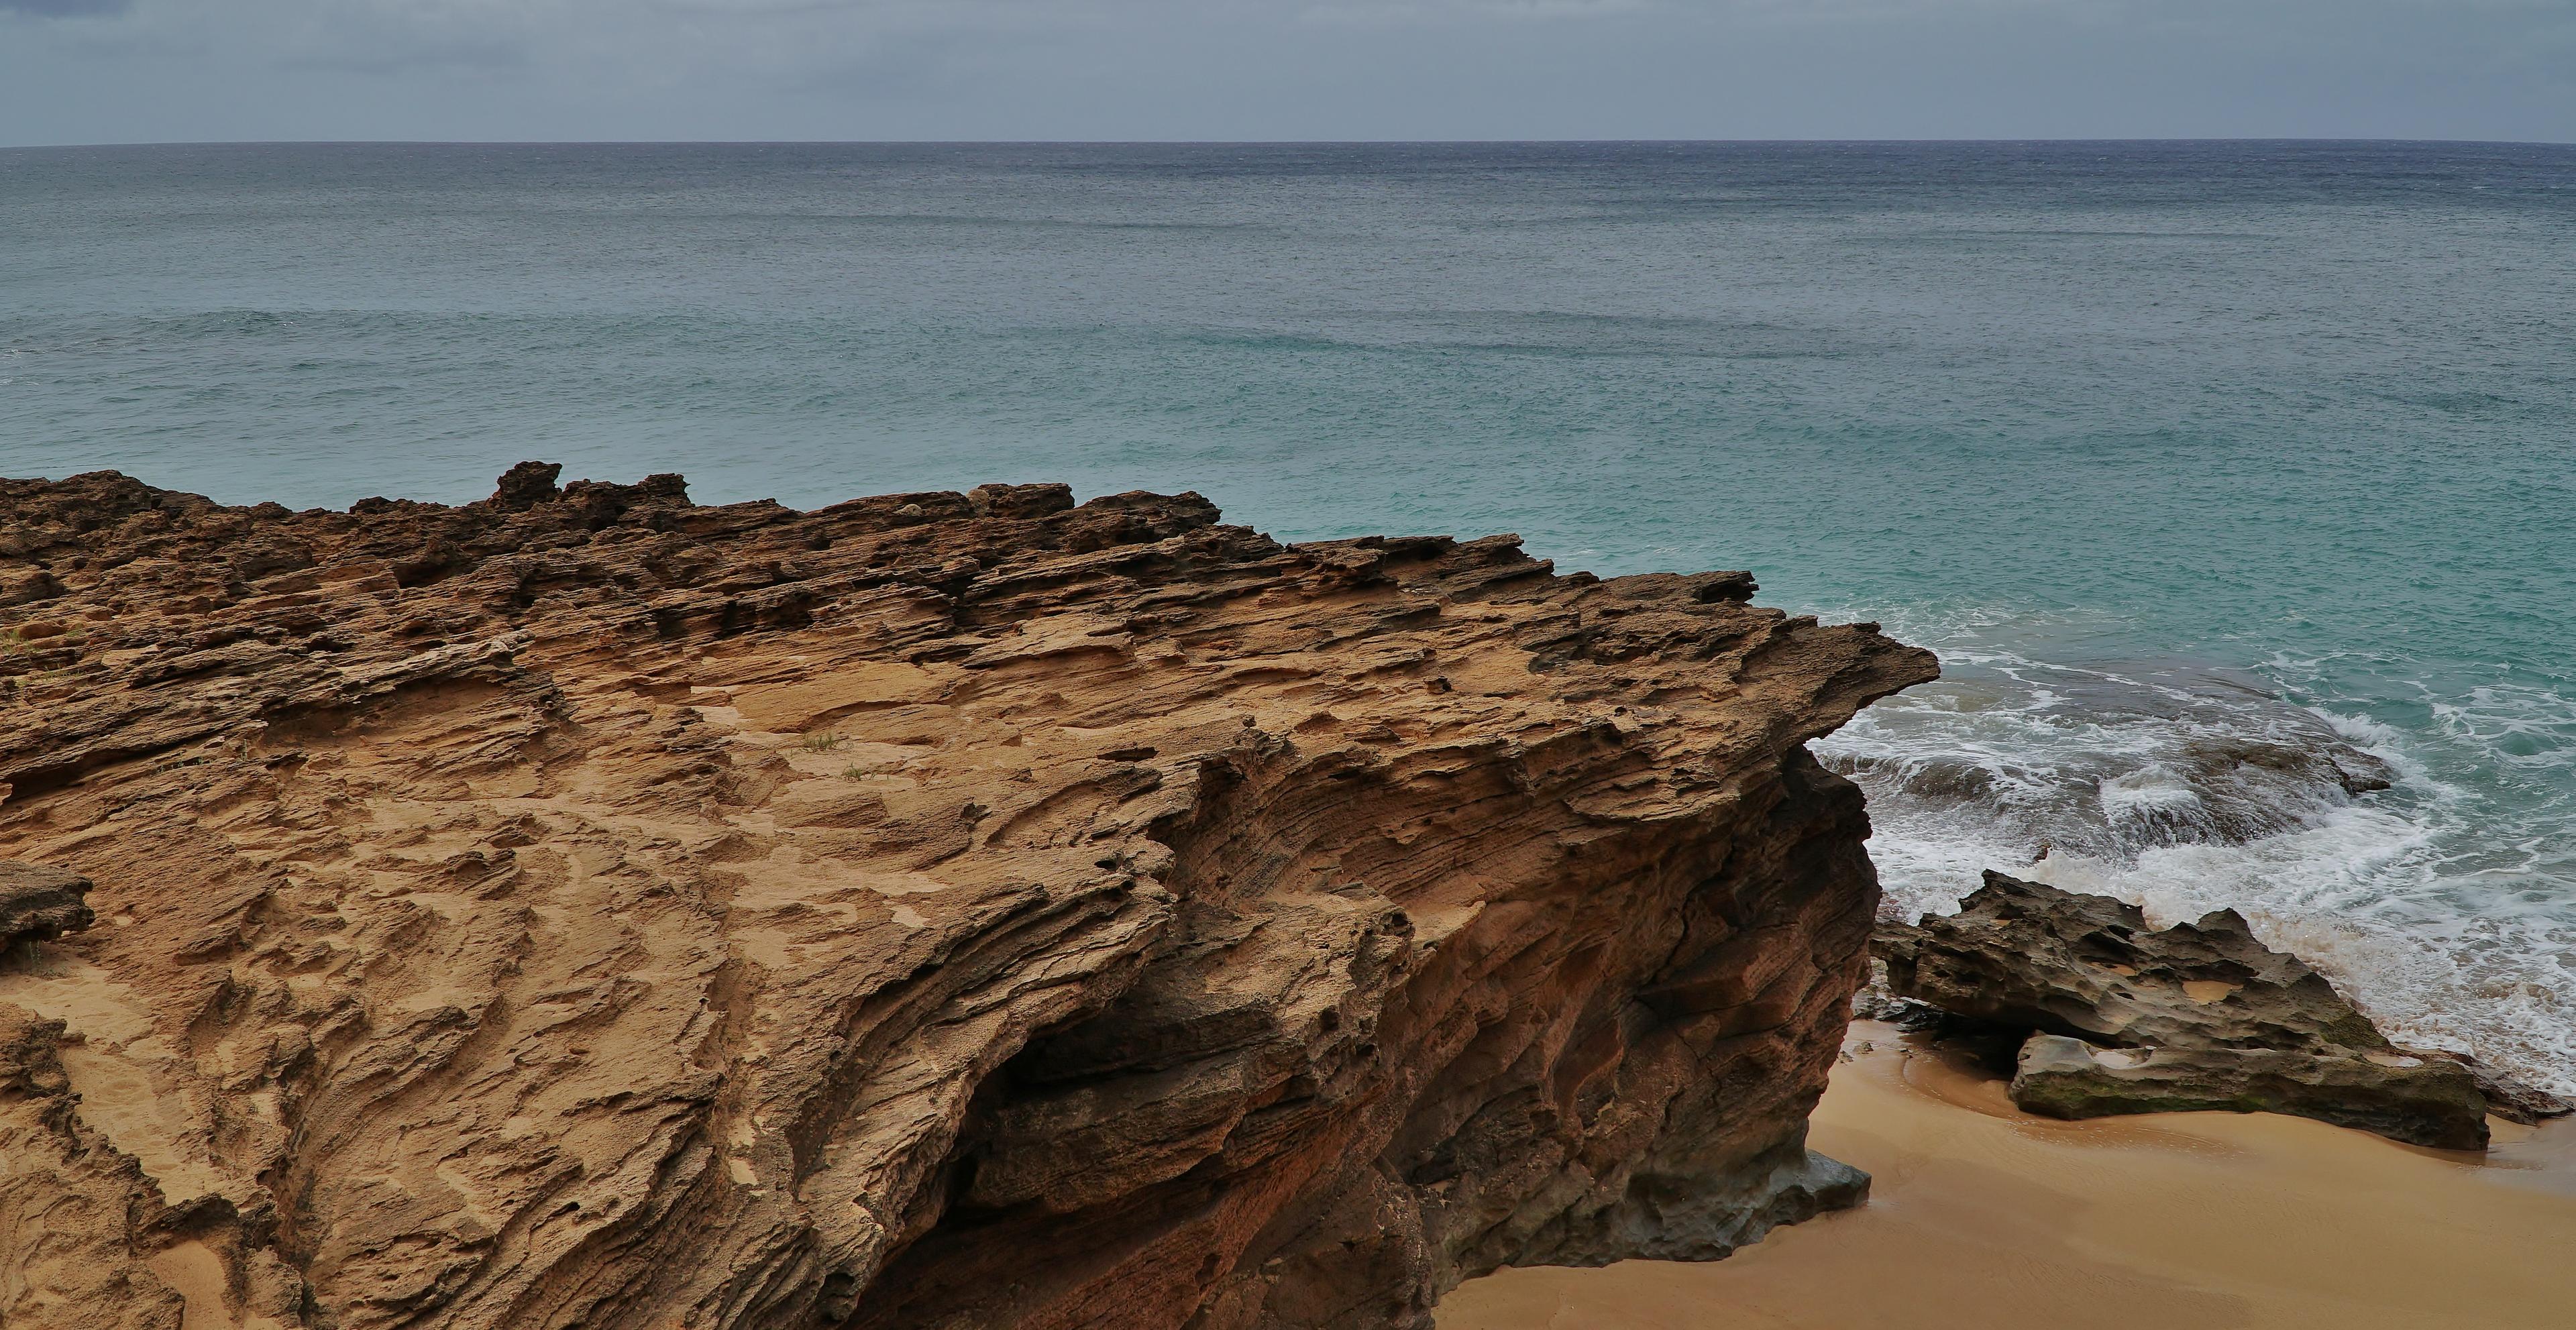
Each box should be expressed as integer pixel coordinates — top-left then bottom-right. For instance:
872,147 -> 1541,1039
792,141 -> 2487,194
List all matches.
1436,1021 -> 2576,1330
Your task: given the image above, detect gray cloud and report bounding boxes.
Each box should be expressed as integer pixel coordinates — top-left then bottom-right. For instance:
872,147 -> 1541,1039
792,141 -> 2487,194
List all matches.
0,0 -> 2569,144
1,0 -> 132,16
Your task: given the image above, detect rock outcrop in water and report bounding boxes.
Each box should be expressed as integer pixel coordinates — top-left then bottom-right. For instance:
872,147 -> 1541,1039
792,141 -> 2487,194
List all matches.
1821,671 -> 2401,871
0,465 -> 1935,1330
1873,872 -> 2505,1149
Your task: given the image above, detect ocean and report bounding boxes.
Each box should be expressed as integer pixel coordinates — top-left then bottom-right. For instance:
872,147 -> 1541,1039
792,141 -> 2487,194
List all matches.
4,140 -> 2572,1092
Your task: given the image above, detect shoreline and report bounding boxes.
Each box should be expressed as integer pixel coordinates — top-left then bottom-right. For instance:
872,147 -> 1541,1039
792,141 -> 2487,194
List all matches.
1436,1021 -> 2576,1329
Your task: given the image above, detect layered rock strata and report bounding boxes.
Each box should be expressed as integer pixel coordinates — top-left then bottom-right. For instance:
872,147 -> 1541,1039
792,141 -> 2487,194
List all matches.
1874,872 -> 2524,1150
0,465 -> 1934,1330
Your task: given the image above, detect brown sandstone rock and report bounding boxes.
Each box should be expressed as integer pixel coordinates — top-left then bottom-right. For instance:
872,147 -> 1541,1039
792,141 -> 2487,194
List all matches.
0,1007 -> 179,1329
1876,871 -> 2495,1150
0,465 -> 1935,1329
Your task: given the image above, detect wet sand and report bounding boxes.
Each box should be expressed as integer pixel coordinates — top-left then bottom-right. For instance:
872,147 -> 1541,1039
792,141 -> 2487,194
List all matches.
1436,1022 -> 2576,1330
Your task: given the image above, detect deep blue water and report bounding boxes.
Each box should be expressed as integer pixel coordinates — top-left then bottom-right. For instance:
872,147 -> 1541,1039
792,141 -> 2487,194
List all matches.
3,141 -> 2573,1087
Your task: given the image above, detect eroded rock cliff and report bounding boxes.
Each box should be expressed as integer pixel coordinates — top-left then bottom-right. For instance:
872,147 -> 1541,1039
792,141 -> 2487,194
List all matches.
0,465 -> 1934,1329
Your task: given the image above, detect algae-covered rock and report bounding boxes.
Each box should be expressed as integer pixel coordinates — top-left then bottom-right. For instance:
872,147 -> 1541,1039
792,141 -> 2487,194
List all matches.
2012,1034 -> 2490,1150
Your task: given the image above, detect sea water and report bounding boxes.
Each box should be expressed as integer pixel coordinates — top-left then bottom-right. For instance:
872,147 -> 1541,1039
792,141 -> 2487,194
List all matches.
4,141 -> 2571,1091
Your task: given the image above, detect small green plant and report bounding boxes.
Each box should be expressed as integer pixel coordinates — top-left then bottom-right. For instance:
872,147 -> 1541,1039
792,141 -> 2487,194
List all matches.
800,731 -> 845,753
2,622 -> 80,655
841,764 -> 866,780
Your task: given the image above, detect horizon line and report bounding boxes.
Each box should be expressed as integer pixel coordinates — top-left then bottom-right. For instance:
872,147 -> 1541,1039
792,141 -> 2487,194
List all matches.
8,135 -> 2576,153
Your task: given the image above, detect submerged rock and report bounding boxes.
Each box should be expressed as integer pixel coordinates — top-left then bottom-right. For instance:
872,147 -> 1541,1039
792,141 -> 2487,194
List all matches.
1821,667 -> 2406,875
1876,871 -> 2493,1150
0,465 -> 1936,1330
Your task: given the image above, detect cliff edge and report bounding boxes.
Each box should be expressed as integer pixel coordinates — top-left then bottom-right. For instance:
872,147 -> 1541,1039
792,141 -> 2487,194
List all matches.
0,465 -> 1935,1329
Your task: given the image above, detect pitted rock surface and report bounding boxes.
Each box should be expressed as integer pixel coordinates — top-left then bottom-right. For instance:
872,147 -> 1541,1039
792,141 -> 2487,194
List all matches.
0,465 -> 1934,1329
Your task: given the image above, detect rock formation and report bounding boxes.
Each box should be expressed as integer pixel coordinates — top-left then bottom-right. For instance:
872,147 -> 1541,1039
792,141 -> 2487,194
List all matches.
1874,871 -> 2513,1150
0,465 -> 1935,1329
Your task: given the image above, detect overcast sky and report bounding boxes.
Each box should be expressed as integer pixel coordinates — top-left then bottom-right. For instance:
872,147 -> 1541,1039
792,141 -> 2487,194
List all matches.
2,1 -> 2571,146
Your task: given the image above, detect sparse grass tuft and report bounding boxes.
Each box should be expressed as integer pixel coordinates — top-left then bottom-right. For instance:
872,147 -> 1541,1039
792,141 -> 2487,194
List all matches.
2,623 -> 83,655
800,731 -> 845,753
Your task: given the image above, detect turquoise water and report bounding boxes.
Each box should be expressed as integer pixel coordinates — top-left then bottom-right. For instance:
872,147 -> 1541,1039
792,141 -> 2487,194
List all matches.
4,142 -> 2573,1087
